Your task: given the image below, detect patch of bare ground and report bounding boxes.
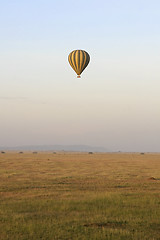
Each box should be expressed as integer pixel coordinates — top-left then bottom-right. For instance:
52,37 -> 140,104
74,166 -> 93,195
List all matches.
84,221 -> 127,229
148,177 -> 157,180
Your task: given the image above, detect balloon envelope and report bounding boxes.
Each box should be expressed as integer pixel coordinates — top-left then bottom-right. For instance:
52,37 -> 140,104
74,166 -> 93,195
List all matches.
68,50 -> 90,78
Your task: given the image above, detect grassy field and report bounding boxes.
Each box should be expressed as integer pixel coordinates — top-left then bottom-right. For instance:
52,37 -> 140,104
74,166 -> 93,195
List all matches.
0,152 -> 160,240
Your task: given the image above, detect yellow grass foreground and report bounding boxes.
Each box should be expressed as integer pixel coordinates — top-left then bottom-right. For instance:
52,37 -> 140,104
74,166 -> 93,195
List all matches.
0,152 -> 160,240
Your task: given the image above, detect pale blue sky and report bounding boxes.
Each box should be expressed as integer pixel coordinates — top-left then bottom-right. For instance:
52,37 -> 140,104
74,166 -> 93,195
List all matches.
0,0 -> 160,151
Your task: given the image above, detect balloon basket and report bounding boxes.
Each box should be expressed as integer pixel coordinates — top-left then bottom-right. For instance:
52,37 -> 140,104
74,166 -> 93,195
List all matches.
77,75 -> 81,78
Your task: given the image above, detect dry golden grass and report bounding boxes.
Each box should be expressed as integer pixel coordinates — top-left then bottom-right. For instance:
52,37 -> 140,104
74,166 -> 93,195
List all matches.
0,152 -> 160,239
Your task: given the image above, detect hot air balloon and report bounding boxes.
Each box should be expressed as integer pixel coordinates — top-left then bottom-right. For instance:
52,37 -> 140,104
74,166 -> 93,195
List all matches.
68,50 -> 90,78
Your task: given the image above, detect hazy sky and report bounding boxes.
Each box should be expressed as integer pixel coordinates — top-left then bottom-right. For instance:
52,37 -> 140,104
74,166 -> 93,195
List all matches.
0,0 -> 160,151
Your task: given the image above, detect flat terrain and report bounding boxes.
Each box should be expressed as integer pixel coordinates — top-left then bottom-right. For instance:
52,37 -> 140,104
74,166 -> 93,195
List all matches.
0,152 -> 160,240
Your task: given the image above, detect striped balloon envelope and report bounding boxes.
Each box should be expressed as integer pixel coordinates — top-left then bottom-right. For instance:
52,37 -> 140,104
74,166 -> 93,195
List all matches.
68,50 -> 90,78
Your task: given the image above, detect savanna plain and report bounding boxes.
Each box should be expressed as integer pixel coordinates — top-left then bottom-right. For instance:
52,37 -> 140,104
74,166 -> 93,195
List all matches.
0,152 -> 160,240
